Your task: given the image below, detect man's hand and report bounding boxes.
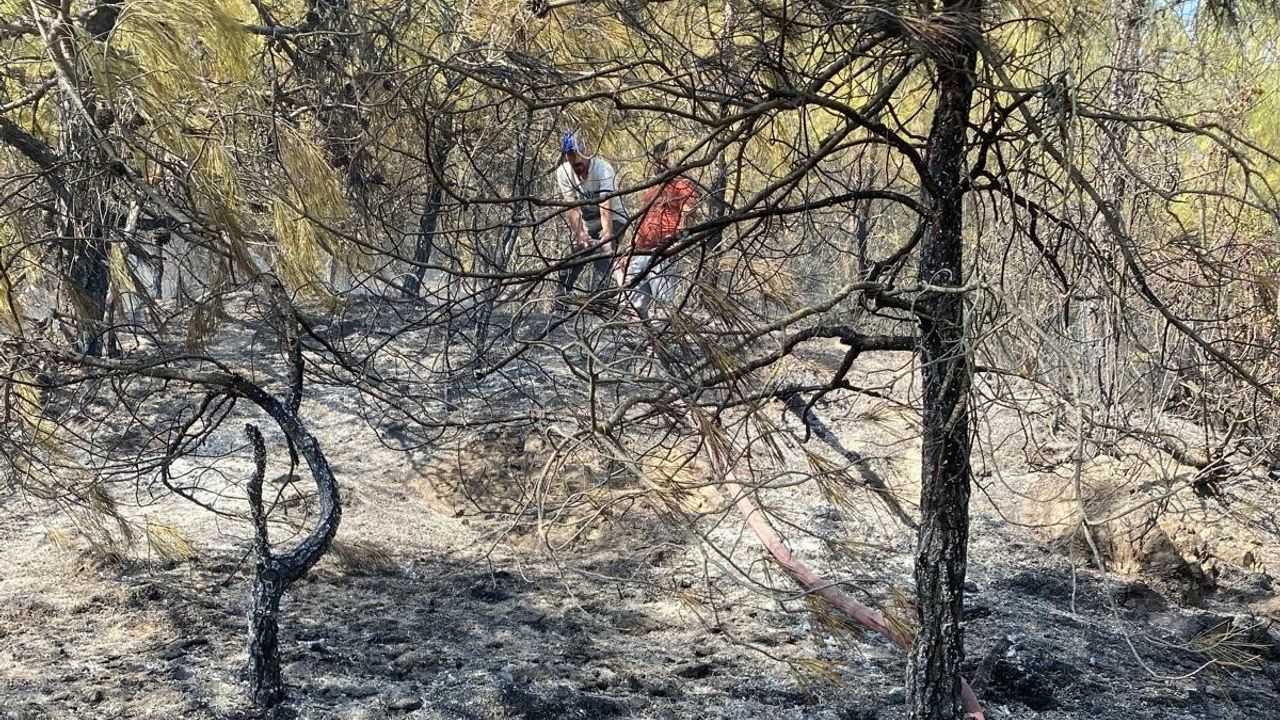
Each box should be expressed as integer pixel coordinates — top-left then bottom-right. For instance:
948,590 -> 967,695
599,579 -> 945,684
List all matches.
611,256 -> 628,285
575,229 -> 592,249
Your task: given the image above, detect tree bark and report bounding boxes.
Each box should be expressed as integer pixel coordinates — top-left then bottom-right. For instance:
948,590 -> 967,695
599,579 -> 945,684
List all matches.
704,0 -> 736,254
1072,0 -> 1148,427
908,3 -> 980,719
63,219 -> 110,356
308,0 -> 372,194
239,374 -> 341,708
49,7 -> 113,357
248,567 -> 285,707
244,423 -> 283,706
403,127 -> 451,297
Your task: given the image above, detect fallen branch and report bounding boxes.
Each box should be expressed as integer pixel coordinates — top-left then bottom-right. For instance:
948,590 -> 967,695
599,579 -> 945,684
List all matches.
723,482 -> 985,720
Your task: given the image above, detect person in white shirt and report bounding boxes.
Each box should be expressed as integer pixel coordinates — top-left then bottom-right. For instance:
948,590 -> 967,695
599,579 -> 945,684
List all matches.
554,131 -> 628,295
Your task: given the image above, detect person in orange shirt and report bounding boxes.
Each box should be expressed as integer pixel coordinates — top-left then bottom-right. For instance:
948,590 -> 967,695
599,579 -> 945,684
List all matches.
616,140 -> 698,319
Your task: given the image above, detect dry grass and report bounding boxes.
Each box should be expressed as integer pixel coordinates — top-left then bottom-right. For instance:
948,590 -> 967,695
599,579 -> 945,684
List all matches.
1192,620 -> 1268,671
144,519 -> 196,564
328,538 -> 400,576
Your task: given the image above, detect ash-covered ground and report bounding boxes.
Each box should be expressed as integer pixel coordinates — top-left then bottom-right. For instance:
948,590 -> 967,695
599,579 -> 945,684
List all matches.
3,300 -> 1279,720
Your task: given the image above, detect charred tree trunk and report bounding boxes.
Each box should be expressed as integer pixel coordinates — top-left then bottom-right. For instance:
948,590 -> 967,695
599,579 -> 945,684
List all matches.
239,375 -> 341,708
244,424 -> 282,706
472,106 -> 533,362
1077,0 -> 1148,427
704,0 -> 736,254
908,3 -> 980,719
63,219 -> 110,356
495,106 -> 533,278
307,0 -> 373,195
853,197 -> 873,277
248,568 -> 285,707
42,344 -> 342,710
403,120 -> 453,297
51,8 -> 114,357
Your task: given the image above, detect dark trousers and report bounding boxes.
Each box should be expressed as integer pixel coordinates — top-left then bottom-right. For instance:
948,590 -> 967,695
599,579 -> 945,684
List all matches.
558,219 -> 626,295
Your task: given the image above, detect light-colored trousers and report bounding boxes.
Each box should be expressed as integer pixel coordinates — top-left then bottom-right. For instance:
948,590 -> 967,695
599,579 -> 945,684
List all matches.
616,253 -> 674,318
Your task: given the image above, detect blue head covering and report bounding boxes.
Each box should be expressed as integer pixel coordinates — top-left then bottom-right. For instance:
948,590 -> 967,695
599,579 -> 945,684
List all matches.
561,130 -> 586,154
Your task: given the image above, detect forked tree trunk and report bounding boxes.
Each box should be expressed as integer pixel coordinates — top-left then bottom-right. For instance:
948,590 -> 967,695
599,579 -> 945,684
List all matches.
908,3 -> 980,719
244,423 -> 286,706
240,377 -> 341,708
42,348 -> 342,709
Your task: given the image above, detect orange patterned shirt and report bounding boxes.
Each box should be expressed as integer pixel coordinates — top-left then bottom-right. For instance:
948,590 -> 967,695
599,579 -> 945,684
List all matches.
633,178 -> 697,252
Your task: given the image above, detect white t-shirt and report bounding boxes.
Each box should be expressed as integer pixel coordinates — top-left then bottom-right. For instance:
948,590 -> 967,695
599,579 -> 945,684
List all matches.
555,156 -> 628,232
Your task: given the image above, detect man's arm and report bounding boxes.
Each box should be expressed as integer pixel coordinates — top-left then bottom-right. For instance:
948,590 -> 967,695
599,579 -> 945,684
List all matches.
566,195 -> 589,247
597,160 -> 617,246
557,165 -> 590,247
598,202 -> 613,246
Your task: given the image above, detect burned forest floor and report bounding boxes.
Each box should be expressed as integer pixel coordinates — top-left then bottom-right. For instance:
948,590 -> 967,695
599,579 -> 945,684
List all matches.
3,296 -> 1280,720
